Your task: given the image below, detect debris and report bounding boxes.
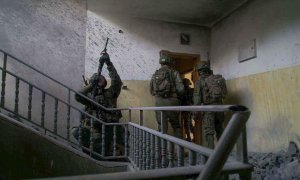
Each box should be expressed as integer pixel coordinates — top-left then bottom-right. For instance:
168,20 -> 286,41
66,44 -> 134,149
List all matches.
248,141 -> 300,180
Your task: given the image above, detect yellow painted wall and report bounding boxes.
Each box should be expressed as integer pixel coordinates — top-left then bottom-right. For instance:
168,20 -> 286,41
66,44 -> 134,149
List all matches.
117,80 -> 176,135
117,80 -> 157,130
225,65 -> 300,152
116,64 -> 300,152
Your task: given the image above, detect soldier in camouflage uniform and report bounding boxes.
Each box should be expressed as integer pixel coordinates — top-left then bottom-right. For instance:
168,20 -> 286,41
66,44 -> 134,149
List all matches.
193,61 -> 227,149
180,78 -> 194,141
150,56 -> 184,138
72,52 -> 123,156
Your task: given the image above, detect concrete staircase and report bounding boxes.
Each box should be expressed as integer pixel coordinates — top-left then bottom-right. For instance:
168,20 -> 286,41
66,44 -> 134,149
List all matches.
0,112 -> 131,179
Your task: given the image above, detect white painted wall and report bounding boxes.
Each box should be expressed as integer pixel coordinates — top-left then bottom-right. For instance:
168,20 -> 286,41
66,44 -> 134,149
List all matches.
0,0 -> 87,136
0,0 -> 87,89
211,0 -> 300,79
210,0 -> 300,152
85,11 -> 210,80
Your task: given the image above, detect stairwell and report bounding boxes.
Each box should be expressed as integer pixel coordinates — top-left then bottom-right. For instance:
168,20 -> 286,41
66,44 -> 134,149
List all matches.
0,49 -> 133,179
0,113 -> 130,179
0,49 -> 252,180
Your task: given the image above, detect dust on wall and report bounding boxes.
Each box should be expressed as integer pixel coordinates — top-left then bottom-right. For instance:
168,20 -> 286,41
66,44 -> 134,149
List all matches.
85,11 -> 210,131
225,64 -> 300,152
85,11 -> 210,80
211,0 -> 300,152
0,0 -> 87,137
211,0 -> 300,79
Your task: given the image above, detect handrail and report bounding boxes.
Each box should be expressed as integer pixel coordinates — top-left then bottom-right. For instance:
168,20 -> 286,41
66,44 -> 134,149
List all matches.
0,49 -> 110,111
0,49 -> 252,179
0,49 -> 73,93
0,49 -> 248,113
41,162 -> 253,180
0,66 -> 126,126
198,110 -> 250,179
129,122 -> 213,156
0,66 -> 247,125
129,105 -> 248,112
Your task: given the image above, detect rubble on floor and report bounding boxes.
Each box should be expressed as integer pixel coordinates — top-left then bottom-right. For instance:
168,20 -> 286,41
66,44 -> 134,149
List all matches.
249,141 -> 300,180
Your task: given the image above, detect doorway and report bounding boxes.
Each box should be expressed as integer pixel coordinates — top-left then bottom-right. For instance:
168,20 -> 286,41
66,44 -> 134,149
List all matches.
160,50 -> 199,84
161,50 -> 202,144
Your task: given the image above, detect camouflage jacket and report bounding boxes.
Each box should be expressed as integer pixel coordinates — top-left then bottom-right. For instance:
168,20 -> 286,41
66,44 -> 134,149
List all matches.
76,63 -> 123,123
150,65 -> 184,98
193,74 -> 227,105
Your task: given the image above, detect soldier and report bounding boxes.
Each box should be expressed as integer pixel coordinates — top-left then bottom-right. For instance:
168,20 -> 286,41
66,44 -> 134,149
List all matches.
150,55 -> 184,138
72,52 -> 123,156
193,61 -> 227,149
180,78 -> 194,141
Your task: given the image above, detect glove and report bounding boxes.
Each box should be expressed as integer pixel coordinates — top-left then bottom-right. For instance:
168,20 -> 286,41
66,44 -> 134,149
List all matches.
99,53 -> 110,64
102,53 -> 112,66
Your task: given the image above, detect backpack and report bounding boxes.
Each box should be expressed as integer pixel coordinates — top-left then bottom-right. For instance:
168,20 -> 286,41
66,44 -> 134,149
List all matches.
205,74 -> 227,101
151,68 -> 173,98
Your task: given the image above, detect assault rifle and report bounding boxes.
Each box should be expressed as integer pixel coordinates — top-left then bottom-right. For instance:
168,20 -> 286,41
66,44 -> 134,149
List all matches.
82,75 -> 88,86
98,38 -> 109,75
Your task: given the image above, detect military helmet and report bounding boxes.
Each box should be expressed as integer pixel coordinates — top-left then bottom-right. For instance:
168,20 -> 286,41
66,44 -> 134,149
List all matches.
159,56 -> 173,65
89,73 -> 107,88
196,61 -> 210,71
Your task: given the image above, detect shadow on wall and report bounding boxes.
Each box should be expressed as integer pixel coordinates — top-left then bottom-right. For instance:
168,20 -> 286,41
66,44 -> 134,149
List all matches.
118,80 -> 157,130
84,10 -> 210,80
0,116 -> 127,179
251,116 -> 292,151
224,64 -> 300,152
223,78 -> 253,125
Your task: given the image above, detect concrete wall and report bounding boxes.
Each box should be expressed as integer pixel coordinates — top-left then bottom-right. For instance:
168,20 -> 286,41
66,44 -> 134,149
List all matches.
0,115 -> 127,179
0,0 -> 87,88
85,11 -> 209,130
118,80 -> 157,130
84,11 -> 210,130
225,65 -> 300,152
211,0 -> 300,152
0,0 -> 87,136
85,11 -> 210,80
211,0 -> 300,79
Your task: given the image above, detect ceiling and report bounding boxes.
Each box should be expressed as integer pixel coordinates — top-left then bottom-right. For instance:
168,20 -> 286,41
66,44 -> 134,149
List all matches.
88,0 -> 248,27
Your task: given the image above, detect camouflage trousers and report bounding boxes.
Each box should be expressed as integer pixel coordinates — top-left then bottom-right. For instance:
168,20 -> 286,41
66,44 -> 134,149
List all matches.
202,112 -> 224,149
72,125 -> 124,156
181,111 -> 193,141
155,97 -> 181,138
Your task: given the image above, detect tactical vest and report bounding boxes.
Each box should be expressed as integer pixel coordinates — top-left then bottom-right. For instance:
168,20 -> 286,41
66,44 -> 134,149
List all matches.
200,74 -> 227,104
151,67 -> 174,98
94,92 -> 122,123
194,74 -> 227,105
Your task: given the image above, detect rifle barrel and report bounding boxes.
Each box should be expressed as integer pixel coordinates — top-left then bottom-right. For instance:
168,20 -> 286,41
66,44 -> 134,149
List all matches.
104,38 -> 109,51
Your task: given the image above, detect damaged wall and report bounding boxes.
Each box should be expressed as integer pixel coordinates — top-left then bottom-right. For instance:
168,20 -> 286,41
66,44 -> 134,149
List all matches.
211,0 -> 300,152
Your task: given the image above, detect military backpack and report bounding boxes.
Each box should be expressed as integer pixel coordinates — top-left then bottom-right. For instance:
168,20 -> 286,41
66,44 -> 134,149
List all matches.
205,74 -> 227,102
151,68 -> 173,98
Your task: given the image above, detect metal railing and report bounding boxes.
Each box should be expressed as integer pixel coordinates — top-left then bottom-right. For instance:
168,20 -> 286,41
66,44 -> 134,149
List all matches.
0,49 -> 252,179
0,49 -> 128,160
41,105 -> 251,180
126,105 -> 251,179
